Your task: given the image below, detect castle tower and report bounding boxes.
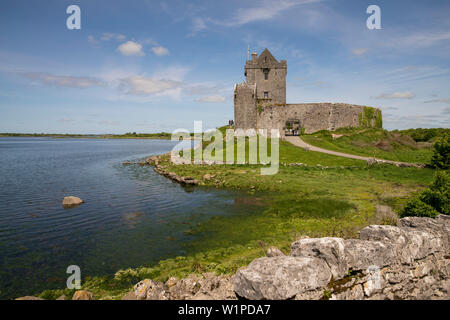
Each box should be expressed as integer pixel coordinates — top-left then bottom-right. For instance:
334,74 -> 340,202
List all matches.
244,48 -> 287,105
234,49 -> 287,129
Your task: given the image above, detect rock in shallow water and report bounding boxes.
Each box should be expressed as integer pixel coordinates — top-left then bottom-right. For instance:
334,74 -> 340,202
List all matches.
62,196 -> 84,208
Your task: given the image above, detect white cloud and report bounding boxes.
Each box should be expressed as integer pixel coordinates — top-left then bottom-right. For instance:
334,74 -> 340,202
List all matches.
117,41 -> 145,56
189,0 -> 319,34
88,35 -> 98,45
396,31 -> 450,48
119,76 -> 182,95
379,106 -> 398,111
424,98 -> 450,103
23,72 -> 104,88
195,95 -> 226,103
225,0 -> 318,27
151,46 -> 170,56
352,48 -> 368,55
375,91 -> 416,99
153,66 -> 190,82
191,17 -> 207,33
100,33 -> 126,41
58,118 -> 75,123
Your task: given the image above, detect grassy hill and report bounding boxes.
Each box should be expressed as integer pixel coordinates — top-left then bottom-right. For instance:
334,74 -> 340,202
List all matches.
300,128 -> 448,164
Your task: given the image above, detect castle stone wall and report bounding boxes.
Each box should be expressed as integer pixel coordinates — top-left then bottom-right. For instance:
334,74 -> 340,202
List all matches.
257,103 -> 380,134
234,84 -> 257,130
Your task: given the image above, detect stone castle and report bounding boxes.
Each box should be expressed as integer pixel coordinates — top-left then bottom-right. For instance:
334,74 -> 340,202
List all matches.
234,49 -> 382,135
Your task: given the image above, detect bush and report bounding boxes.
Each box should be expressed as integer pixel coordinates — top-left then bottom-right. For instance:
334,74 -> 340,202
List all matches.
400,171 -> 449,218
430,135 -> 449,169
399,196 -> 439,218
421,171 -> 449,215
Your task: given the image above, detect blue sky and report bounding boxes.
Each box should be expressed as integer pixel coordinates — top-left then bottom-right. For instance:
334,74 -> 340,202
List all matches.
0,0 -> 449,134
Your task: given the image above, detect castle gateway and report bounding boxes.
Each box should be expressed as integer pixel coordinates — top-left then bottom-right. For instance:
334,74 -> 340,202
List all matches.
233,49 -> 382,136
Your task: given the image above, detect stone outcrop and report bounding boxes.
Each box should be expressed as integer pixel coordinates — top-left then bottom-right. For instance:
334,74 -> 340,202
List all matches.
234,215 -> 449,300
62,196 -> 84,208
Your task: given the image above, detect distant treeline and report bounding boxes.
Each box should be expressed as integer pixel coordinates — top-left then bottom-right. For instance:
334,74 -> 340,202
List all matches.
394,128 -> 450,142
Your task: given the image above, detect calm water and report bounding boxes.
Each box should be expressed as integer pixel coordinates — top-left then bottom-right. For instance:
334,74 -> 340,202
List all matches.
0,137 -> 263,299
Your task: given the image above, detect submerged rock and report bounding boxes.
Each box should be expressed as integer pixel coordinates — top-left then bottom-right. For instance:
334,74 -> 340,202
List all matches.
62,196 -> 84,208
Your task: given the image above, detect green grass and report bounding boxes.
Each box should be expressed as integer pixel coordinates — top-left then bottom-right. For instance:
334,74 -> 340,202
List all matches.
301,128 -> 435,163
36,128 -> 438,300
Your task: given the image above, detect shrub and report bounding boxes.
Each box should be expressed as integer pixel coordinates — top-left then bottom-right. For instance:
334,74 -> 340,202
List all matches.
399,196 -> 439,218
400,171 -> 449,218
430,135 -> 449,169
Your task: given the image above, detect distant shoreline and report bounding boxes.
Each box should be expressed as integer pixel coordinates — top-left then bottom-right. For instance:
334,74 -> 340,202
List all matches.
0,134 -> 200,140
0,134 -> 172,140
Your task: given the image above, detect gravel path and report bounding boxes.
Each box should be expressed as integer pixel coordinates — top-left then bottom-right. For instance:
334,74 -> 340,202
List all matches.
284,136 -> 422,167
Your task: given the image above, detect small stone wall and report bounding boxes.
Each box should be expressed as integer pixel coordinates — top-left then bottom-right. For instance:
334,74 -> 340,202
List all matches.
234,215 -> 449,300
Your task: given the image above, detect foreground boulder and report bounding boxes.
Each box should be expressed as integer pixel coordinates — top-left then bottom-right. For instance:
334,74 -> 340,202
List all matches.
62,196 -> 84,208
234,256 -> 331,300
290,237 -> 347,279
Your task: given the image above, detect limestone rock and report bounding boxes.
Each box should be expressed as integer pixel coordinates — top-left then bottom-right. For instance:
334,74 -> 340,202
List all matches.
344,239 -> 396,271
330,284 -> 364,300
133,279 -> 169,300
203,174 -> 212,181
56,295 -> 66,300
15,296 -> 44,300
267,246 -> 285,257
398,216 -> 448,253
121,291 -> 137,300
165,276 -> 178,288
62,196 -> 84,208
290,237 -> 348,279
359,225 -> 411,264
168,273 -> 236,300
294,289 -> 324,300
72,290 -> 94,300
234,256 -> 332,300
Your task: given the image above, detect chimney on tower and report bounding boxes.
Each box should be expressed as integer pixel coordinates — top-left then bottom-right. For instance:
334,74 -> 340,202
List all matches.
251,52 -> 257,61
